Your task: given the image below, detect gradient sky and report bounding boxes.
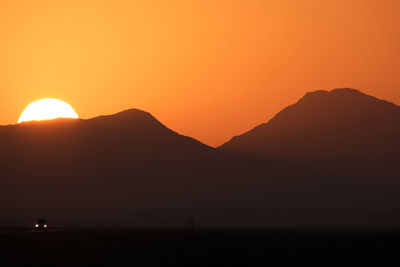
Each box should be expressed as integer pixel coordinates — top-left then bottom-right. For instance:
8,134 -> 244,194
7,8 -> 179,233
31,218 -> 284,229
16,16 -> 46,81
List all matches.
0,0 -> 399,146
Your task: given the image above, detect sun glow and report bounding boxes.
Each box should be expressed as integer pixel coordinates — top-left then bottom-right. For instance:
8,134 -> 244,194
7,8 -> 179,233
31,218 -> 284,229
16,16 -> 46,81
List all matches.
18,98 -> 79,123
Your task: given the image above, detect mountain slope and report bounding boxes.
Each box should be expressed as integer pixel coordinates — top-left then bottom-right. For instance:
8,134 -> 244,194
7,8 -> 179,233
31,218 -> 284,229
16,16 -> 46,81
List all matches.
0,109 -> 231,224
2,95 -> 400,228
220,88 -> 400,163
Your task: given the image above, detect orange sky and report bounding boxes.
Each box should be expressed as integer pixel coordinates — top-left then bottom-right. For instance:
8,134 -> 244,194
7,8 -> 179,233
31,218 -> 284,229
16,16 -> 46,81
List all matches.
0,0 -> 399,146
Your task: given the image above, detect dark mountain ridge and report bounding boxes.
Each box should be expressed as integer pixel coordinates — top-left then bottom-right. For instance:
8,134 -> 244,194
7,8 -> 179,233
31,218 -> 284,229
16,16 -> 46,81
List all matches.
2,89 -> 400,228
0,109 -> 230,225
220,88 -> 400,164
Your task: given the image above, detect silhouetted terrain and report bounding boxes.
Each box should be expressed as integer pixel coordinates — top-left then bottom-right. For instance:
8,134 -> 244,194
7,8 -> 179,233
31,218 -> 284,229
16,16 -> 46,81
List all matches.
1,89 -> 400,228
0,109 -> 254,226
220,88 -> 400,164
219,88 -> 400,217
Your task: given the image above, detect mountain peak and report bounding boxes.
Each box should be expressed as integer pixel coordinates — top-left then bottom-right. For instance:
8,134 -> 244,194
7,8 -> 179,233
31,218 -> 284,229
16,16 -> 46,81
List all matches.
88,108 -> 155,122
297,88 -> 399,113
301,88 -> 372,102
220,88 -> 400,161
83,108 -> 169,132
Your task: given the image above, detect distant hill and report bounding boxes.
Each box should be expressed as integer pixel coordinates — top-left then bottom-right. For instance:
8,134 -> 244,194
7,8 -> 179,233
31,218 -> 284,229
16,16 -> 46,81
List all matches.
6,108 -> 213,159
0,109 -> 234,225
219,88 -> 400,164
2,91 -> 400,228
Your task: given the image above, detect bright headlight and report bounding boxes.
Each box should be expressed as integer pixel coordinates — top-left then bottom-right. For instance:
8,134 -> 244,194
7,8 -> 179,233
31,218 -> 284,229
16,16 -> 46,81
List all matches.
35,224 -> 39,227
44,225 -> 47,228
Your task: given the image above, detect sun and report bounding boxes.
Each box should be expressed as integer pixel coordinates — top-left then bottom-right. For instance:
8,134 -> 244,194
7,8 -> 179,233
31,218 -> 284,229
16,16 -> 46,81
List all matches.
18,98 -> 79,123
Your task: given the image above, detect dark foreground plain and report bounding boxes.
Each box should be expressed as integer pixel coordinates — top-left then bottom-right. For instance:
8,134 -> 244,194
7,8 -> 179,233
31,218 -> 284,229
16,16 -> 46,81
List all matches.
1,227 -> 400,266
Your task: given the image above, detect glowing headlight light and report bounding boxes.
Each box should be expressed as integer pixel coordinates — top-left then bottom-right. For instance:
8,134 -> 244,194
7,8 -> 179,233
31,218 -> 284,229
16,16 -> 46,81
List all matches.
35,224 -> 39,227
44,225 -> 47,228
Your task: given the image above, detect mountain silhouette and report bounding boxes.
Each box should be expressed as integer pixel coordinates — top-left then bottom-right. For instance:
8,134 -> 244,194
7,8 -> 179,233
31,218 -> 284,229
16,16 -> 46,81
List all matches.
0,109 -> 229,226
220,88 -> 400,164
2,90 -> 400,228
11,108 -> 213,158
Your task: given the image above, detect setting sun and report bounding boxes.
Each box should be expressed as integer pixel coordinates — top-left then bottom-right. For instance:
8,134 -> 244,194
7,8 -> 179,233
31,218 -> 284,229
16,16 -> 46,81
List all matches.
18,98 -> 79,123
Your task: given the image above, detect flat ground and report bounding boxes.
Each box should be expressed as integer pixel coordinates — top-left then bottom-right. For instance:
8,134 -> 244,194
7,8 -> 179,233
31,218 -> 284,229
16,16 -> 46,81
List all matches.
1,227 -> 400,266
